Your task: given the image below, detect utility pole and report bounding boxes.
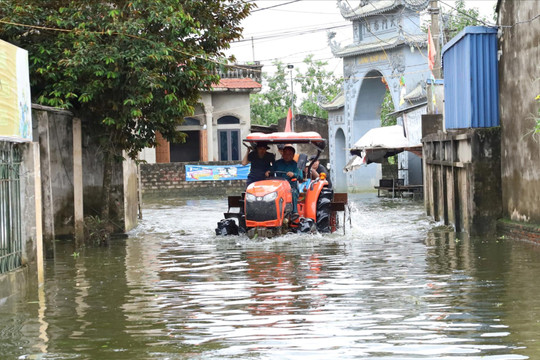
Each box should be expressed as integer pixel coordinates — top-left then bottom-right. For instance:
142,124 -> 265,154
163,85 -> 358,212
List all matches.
429,0 -> 441,78
287,64 -> 294,131
251,36 -> 255,63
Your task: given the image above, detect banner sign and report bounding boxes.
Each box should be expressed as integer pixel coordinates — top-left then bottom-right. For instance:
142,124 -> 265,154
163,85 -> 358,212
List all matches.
185,164 -> 250,181
0,40 -> 32,142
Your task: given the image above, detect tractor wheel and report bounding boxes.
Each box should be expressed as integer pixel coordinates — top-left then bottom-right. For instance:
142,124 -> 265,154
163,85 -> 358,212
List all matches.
316,187 -> 333,233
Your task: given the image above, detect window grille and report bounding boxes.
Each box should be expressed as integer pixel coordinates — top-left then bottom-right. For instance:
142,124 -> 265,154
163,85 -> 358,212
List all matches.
0,142 -> 22,274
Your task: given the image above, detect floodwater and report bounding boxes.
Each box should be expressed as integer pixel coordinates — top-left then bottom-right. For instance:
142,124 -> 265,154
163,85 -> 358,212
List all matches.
2,194 -> 540,359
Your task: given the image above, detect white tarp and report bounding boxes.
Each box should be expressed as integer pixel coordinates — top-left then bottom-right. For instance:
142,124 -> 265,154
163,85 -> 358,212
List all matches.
344,125 -> 422,172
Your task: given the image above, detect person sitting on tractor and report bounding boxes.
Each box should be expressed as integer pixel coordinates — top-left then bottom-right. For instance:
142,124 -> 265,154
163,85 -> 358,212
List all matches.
305,155 -> 332,189
266,145 -> 303,214
242,142 -> 275,187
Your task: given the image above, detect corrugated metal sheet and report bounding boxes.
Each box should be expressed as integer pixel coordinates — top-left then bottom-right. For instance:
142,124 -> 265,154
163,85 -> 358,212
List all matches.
442,26 -> 499,129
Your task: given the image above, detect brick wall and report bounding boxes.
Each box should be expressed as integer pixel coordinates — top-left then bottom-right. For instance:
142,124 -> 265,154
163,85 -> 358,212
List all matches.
497,220 -> 540,244
140,161 -> 246,197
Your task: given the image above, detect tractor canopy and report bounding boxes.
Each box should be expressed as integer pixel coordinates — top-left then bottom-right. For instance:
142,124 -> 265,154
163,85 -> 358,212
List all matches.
244,131 -> 326,151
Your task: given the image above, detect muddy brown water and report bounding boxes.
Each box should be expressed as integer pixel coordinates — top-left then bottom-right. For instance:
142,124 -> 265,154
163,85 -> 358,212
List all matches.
1,193 -> 540,359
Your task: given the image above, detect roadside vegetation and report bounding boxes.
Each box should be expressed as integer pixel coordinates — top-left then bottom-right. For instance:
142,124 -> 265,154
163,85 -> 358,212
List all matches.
250,55 -> 342,125
0,1 -> 253,245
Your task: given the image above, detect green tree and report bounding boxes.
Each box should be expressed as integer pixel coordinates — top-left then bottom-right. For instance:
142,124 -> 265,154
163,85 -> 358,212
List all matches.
250,55 -> 342,125
250,61 -> 291,126
443,0 -> 489,39
0,1 -> 252,228
380,90 -> 396,127
296,55 -> 343,119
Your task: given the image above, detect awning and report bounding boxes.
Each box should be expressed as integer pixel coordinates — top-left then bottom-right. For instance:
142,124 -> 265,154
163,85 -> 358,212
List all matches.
344,125 -> 422,172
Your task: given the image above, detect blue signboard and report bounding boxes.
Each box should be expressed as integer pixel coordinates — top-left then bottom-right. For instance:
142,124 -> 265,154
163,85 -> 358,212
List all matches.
185,164 -> 250,181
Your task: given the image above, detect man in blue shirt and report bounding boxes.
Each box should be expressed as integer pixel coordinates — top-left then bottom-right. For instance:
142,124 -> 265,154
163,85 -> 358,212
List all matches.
266,145 -> 303,214
242,142 -> 275,187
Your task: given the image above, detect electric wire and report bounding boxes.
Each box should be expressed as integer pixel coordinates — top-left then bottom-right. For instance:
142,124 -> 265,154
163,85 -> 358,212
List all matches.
251,0 -> 301,13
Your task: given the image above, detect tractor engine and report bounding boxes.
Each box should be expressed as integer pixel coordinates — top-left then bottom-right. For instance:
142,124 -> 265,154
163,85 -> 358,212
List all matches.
244,179 -> 293,228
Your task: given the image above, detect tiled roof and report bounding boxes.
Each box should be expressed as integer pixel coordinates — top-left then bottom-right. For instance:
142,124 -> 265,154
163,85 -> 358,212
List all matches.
333,34 -> 426,58
321,92 -> 345,110
214,78 -> 262,90
339,0 -> 429,20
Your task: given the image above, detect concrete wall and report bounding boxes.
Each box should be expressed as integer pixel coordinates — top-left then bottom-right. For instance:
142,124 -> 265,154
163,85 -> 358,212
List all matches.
123,151 -> 139,231
277,114 -> 330,161
498,0 -> 540,224
140,161 -> 246,197
31,105 -> 139,243
20,142 -> 41,266
423,128 -> 502,236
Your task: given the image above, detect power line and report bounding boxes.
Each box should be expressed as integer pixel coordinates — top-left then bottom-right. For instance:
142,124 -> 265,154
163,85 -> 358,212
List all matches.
232,22 -> 349,44
438,0 -> 496,28
251,0 -> 301,13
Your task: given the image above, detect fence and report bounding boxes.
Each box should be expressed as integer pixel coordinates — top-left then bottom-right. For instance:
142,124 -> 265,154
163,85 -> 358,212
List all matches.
0,142 -> 22,274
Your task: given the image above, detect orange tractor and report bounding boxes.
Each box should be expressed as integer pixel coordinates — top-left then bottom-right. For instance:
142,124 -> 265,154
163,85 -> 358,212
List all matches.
216,131 -> 349,238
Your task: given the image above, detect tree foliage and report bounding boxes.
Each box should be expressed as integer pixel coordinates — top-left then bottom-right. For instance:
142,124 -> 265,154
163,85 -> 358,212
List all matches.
296,55 -> 343,119
443,0 -> 489,40
250,61 -> 292,126
380,90 -> 396,127
251,56 -> 342,125
0,0 -> 252,225
0,1 -> 252,158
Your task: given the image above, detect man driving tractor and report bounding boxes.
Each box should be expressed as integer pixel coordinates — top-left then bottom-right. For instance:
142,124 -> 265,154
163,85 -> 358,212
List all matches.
265,144 -> 303,215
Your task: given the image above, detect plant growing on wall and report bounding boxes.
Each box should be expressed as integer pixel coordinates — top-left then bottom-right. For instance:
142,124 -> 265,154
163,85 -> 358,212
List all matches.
0,0 -> 252,238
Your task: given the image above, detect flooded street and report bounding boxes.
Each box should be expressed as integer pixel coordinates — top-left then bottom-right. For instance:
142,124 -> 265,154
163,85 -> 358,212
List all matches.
2,193 -> 540,359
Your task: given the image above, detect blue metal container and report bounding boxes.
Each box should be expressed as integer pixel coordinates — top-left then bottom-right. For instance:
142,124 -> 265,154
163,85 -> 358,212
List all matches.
442,26 -> 499,129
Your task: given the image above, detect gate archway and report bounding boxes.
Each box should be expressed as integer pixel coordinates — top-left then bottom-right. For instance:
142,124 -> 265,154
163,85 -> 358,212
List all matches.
351,69 -> 391,189
328,0 -> 430,190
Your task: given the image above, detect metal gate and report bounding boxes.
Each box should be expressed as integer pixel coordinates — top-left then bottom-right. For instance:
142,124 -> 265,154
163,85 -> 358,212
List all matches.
0,142 -> 22,274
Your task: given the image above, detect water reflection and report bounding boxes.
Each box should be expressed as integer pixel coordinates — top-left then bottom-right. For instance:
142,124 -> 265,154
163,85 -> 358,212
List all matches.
0,194 -> 539,359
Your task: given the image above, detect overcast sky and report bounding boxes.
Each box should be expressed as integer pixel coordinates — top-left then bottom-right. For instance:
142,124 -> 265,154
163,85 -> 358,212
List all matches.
226,0 -> 498,78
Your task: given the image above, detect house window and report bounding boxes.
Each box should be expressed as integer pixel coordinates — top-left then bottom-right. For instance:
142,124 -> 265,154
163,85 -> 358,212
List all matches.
170,130 -> 200,162
183,117 -> 200,126
217,116 -> 240,125
218,130 -> 240,161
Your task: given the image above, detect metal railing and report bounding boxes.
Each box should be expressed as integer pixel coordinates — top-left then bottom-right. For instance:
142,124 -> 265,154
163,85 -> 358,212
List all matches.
214,63 -> 263,84
0,142 -> 22,274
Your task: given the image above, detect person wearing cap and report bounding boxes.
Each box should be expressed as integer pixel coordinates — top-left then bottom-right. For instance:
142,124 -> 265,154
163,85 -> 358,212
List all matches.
305,156 -> 332,189
242,142 -> 275,187
266,145 -> 303,214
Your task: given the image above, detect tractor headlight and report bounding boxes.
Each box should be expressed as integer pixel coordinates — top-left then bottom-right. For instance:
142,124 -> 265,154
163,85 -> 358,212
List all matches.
262,191 -> 277,202
246,193 -> 257,202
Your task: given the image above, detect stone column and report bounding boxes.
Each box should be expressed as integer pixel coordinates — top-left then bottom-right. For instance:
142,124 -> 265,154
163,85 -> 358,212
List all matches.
155,131 -> 170,163
31,143 -> 44,286
199,128 -> 208,161
36,110 -> 55,259
72,117 -> 84,245
205,106 -> 214,161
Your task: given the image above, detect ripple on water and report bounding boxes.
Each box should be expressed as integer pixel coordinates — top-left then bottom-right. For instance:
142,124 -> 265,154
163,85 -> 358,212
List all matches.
0,194 -> 537,359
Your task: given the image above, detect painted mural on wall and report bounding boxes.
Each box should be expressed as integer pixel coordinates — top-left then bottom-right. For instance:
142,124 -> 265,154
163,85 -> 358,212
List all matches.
0,40 -> 32,142
327,0 -> 430,191
185,164 -> 250,181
